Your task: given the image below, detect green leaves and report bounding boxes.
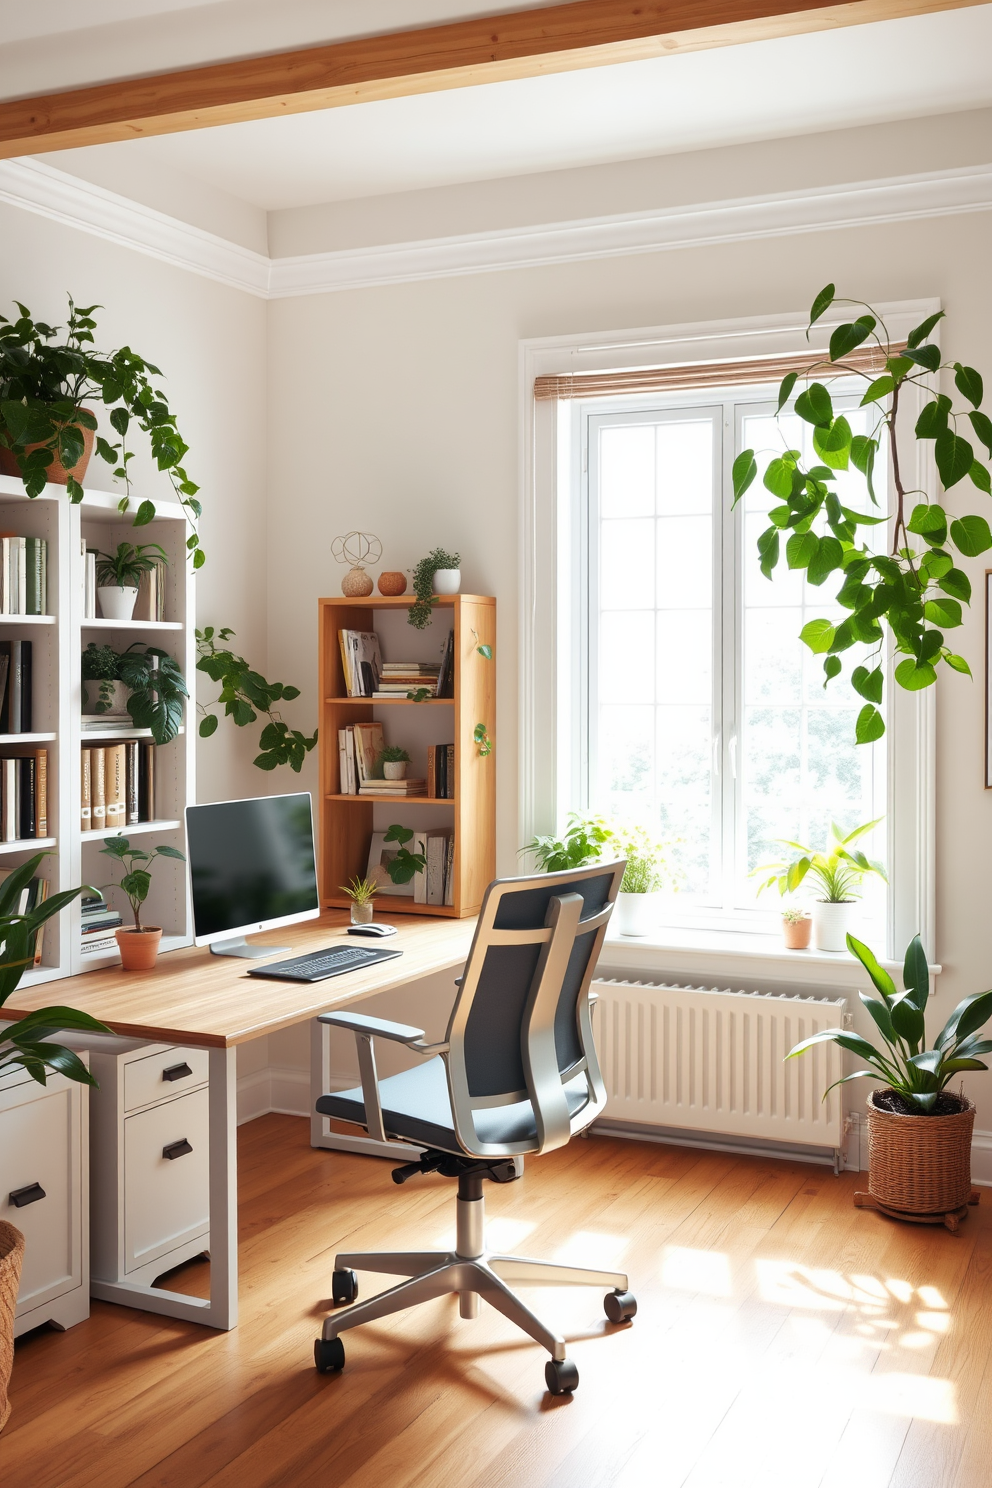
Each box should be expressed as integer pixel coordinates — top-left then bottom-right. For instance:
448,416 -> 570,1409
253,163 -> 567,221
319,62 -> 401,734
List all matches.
776,372 -> 798,413
795,382 -> 833,427
894,658 -> 938,691
907,310 -> 944,349
954,363 -> 983,407
809,284 -> 835,325
799,618 -> 835,654
935,430 -> 974,489
950,514 -> 992,557
195,627 -> 318,773
756,527 -> 780,580
829,316 -> 876,362
852,665 -> 883,704
812,415 -> 852,470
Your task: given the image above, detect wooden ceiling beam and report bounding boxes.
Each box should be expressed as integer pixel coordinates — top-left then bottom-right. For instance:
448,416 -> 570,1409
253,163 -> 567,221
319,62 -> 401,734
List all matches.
0,0 -> 981,159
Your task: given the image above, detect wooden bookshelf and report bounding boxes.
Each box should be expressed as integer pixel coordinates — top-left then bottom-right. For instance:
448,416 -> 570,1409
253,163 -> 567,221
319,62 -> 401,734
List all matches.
318,594 -> 495,919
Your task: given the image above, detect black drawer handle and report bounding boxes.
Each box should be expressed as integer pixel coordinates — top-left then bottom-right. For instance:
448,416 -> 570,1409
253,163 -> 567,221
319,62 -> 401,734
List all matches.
162,1139 -> 193,1161
9,1182 -> 46,1208
162,1062 -> 193,1082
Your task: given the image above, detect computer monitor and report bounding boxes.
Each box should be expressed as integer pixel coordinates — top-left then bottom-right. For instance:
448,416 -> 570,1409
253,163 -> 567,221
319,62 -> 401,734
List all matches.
185,792 -> 320,958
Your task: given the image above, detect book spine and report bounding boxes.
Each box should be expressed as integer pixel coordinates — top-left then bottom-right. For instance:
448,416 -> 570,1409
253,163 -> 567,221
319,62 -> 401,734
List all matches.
446,743 -> 455,800
0,538 -> 7,615
20,640 -> 31,733
34,748 -> 47,837
106,743 -> 125,832
19,757 -> 35,840
80,748 -> 92,831
338,630 -> 353,696
338,729 -> 350,794
16,538 -> 25,616
7,641 -> 21,734
142,742 -> 155,820
427,745 -> 435,798
40,540 -> 47,616
3,758 -> 16,841
86,550 -> 96,619
126,740 -> 140,824
413,832 -> 428,904
444,834 -> 455,906
91,747 -> 106,830
0,646 -> 9,734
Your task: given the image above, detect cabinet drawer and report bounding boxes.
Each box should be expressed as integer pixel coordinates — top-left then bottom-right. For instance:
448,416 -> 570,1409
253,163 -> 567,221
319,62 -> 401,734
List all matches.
124,1089 -> 209,1276
0,1081 -> 81,1316
124,1046 -> 208,1112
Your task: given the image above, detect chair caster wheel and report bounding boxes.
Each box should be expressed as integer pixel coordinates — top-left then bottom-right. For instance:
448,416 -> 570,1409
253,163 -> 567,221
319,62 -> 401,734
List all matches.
332,1268 -> 359,1305
314,1336 -> 346,1373
604,1290 -> 637,1324
545,1358 -> 579,1395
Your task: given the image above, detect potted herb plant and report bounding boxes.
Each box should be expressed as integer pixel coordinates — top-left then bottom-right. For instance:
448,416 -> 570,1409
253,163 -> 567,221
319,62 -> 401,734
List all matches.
789,933 -> 992,1224
753,819 -> 886,951
782,906 -> 812,950
94,541 -> 167,622
408,548 -> 462,629
0,298 -> 204,564
611,824 -> 676,937
99,836 -> 186,970
378,745 -> 411,782
339,875 -> 378,926
81,642 -> 131,718
0,852 -> 111,1420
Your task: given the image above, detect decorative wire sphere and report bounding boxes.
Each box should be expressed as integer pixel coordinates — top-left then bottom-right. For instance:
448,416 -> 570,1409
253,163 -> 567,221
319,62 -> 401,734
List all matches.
332,532 -> 382,568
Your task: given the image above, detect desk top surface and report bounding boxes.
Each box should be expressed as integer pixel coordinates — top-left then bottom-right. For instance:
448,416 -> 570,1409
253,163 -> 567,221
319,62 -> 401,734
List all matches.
4,912 -> 475,1048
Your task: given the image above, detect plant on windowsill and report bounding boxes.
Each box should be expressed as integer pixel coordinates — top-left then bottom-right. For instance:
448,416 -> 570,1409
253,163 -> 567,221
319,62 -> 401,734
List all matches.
611,824 -> 678,938
789,933 -> 992,1225
781,905 -> 812,950
753,819 -> 886,953
94,540 -> 167,623
521,812 -> 616,873
99,835 -> 186,970
339,875 -> 379,925
377,745 -> 411,782
408,548 -> 462,629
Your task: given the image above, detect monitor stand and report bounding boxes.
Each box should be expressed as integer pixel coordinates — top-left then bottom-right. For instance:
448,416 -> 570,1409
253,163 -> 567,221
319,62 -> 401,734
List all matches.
209,936 -> 292,959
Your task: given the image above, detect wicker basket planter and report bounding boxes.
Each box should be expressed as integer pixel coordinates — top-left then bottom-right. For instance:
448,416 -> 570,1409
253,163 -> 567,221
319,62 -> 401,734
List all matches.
866,1090 -> 976,1214
0,1221 -> 25,1433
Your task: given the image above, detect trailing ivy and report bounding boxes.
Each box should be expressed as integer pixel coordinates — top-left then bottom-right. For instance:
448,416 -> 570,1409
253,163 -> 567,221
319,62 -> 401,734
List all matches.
195,627 -> 317,772
733,286 -> 992,741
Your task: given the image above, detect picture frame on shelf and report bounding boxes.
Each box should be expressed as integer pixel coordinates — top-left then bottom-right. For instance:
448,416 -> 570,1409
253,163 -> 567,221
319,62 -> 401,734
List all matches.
366,830 -> 415,897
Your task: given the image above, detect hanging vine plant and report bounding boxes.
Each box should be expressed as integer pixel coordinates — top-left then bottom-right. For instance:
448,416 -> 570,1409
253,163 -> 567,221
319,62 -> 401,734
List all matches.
733,285 -> 992,742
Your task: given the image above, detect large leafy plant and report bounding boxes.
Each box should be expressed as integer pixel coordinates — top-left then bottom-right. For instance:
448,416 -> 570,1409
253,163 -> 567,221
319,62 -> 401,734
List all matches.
196,627 -> 317,772
732,286 -> 992,743
753,819 -> 886,903
789,933 -> 992,1113
0,297 -> 203,564
0,853 -> 110,1087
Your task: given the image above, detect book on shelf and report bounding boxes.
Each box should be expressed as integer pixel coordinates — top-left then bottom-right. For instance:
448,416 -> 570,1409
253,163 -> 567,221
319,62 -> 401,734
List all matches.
358,780 -> 426,797
426,743 -> 455,799
0,640 -> 32,733
133,559 -> 167,622
352,721 -> 384,787
0,536 -> 48,617
0,748 -> 49,842
436,631 -> 455,699
82,743 -> 156,832
407,828 -> 455,907
82,543 -> 97,620
338,630 -> 382,698
338,726 -> 357,794
1,869 -> 49,964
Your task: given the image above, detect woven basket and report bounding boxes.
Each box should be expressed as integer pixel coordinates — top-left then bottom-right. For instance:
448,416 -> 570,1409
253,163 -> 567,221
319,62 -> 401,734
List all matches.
0,1221 -> 25,1433
866,1091 -> 975,1214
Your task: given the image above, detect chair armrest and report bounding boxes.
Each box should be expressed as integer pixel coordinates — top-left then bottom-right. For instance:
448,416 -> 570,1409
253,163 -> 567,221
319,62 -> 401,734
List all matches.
318,1010 -> 425,1045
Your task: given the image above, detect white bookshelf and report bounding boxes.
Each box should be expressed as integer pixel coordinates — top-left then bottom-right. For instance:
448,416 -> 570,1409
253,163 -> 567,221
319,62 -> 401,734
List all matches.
0,472 -> 195,986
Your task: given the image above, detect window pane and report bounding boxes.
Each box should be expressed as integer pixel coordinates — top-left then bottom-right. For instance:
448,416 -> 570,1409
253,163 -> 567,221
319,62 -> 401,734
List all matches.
601,425 -> 654,517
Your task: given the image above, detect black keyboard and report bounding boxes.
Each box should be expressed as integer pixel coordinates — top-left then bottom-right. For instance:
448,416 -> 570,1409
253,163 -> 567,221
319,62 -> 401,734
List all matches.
246,945 -> 403,983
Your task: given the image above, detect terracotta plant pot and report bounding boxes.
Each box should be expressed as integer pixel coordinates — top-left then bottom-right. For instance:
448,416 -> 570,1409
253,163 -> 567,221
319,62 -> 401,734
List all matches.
116,926 -> 163,971
782,916 -> 812,949
0,412 -> 96,487
0,1221 -> 25,1433
866,1091 -> 976,1214
377,571 -> 407,596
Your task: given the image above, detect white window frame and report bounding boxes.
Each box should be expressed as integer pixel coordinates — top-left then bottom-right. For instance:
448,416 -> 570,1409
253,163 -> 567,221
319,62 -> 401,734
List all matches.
520,303 -> 938,979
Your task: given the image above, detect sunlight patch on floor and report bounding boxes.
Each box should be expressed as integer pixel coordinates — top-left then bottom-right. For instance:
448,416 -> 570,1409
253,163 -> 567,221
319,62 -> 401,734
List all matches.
552,1229 -> 629,1268
661,1246 -> 732,1296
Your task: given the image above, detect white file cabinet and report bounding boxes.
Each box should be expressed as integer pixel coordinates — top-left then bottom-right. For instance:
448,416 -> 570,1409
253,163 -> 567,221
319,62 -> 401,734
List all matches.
88,1039 -> 210,1287
0,1061 -> 90,1337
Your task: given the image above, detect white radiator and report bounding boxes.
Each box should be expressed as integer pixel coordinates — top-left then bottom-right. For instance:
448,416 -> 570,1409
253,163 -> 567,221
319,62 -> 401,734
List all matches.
591,978 -> 846,1157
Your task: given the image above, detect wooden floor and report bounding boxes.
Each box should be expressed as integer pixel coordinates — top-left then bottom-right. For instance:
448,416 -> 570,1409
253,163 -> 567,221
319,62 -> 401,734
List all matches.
3,1116 -> 992,1488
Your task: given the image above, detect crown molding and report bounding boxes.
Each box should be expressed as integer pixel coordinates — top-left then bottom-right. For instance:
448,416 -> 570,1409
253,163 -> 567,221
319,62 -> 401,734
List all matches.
1,156 -> 991,301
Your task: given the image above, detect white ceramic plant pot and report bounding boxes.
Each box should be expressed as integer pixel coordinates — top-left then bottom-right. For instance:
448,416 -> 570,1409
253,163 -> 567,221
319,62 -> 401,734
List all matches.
433,568 -> 461,595
812,900 -> 855,952
82,679 -> 131,717
383,761 -> 407,781
97,585 -> 139,621
613,891 -> 660,937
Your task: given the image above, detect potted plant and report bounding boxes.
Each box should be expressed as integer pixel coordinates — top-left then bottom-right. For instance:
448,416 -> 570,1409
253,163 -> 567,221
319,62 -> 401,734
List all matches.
94,541 -> 167,622
611,825 -> 676,937
0,852 -> 111,1421
0,298 -> 204,566
408,547 -> 462,629
521,812 -> 616,873
378,745 -> 411,782
381,825 -> 427,886
340,875 -> 378,926
81,642 -> 130,718
781,906 -> 812,950
753,819 -> 886,951
789,933 -> 992,1225
99,836 -> 186,970
81,642 -> 187,743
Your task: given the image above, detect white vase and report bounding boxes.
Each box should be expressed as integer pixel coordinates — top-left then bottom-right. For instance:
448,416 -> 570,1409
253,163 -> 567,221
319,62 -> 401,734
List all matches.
613,891 -> 660,937
383,761 -> 407,781
97,585 -> 139,621
433,569 -> 461,595
812,900 -> 855,952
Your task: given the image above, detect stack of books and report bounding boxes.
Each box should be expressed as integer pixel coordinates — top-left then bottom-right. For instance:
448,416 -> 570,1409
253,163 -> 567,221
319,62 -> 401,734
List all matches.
0,535 -> 48,615
81,742 -> 156,832
80,891 -> 123,956
337,629 -> 456,699
0,749 -> 48,840
134,560 -> 167,622
1,869 -> 49,965
373,662 -> 441,699
427,743 -> 455,799
0,640 -> 32,734
338,630 -> 382,697
82,544 -> 97,620
337,721 -> 426,797
360,777 -> 426,798
412,829 -> 455,907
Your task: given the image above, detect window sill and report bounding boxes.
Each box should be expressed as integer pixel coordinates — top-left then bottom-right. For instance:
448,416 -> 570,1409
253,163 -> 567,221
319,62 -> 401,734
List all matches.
599,927 -> 940,992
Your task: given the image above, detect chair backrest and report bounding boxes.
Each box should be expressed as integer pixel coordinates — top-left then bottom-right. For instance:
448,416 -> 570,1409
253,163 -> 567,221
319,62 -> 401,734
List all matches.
442,860 -> 625,1159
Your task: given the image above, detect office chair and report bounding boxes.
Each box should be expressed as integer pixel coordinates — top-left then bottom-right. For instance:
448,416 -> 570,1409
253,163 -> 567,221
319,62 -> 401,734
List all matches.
313,860 -> 636,1395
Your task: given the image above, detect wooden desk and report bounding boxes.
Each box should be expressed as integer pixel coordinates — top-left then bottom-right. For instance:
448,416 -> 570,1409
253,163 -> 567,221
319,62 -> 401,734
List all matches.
6,910 -> 474,1332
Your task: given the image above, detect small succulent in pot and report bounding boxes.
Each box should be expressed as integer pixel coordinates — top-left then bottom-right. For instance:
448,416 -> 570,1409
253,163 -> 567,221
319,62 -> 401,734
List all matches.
339,874 -> 379,924
781,905 -> 812,950
378,744 -> 411,781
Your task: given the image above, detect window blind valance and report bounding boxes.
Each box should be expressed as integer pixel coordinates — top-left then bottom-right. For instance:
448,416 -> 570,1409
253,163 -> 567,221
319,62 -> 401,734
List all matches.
532,343 -> 902,401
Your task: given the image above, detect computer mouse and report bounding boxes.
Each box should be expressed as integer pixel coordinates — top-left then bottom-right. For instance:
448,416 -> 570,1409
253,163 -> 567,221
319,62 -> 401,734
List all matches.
347,923 -> 398,937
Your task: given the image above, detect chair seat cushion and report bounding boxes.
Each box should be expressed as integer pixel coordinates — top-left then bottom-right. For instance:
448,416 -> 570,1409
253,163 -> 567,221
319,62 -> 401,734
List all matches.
316,1057 -> 590,1154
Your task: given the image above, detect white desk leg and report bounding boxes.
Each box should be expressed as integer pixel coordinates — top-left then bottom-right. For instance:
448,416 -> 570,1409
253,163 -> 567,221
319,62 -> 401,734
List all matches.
90,1045 -> 239,1330
310,1017 -> 418,1162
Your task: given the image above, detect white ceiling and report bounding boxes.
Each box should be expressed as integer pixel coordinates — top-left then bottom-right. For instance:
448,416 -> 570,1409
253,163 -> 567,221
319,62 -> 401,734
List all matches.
47,6 -> 992,212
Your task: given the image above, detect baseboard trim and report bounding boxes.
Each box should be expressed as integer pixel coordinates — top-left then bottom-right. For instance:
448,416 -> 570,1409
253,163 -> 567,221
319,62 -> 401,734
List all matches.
237,1065 -> 310,1124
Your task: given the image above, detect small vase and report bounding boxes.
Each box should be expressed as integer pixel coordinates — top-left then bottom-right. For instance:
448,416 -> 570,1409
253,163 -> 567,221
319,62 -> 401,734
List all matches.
82,678 -> 131,717
116,926 -> 163,970
812,900 -> 854,952
433,569 -> 461,595
613,891 -> 659,937
97,585 -> 139,621
342,565 -> 374,597
350,901 -> 374,925
782,916 -> 812,950
383,761 -> 407,780
377,571 -> 407,596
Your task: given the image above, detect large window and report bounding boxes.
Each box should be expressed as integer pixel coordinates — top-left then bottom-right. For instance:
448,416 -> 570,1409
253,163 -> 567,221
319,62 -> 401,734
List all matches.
578,384 -> 887,933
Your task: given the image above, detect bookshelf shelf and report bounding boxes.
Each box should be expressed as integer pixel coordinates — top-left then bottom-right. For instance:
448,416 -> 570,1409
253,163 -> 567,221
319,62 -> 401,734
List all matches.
319,593 -> 495,920
80,819 -> 182,843
82,619 -> 184,631
0,837 -> 56,855
0,614 -> 56,625
81,725 -> 186,740
0,733 -> 57,744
